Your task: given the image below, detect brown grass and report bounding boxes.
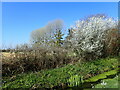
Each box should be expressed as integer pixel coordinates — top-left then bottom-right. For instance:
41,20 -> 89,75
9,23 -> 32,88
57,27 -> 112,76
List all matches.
2,48 -> 79,76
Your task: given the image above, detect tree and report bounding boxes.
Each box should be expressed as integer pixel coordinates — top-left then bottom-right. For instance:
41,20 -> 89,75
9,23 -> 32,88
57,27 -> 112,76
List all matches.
30,19 -> 64,48
70,14 -> 118,60
45,19 -> 64,47
54,29 -> 64,47
30,27 -> 48,47
64,28 -> 74,49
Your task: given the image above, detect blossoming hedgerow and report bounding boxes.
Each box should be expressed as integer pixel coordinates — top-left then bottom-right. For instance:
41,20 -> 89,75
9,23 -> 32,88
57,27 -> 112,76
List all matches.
70,14 -> 118,59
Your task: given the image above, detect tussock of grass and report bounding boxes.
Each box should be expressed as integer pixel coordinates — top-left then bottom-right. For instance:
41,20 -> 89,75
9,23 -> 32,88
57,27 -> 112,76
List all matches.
2,57 -> 119,89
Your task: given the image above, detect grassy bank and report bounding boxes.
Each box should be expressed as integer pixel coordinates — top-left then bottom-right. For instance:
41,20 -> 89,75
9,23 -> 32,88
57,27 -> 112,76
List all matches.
2,57 -> 119,89
94,73 -> 119,88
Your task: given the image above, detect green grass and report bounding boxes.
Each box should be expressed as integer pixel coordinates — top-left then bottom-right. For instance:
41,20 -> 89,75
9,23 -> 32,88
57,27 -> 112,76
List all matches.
94,74 -> 119,88
2,57 -> 119,89
85,68 -> 119,82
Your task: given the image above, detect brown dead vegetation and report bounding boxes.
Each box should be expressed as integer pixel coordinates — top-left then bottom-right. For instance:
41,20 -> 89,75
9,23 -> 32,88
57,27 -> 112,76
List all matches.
2,47 -> 79,76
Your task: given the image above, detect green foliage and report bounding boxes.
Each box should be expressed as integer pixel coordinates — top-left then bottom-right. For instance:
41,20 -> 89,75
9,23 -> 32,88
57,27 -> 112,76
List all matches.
68,75 -> 83,87
2,57 -> 119,88
94,74 -> 119,88
85,69 -> 119,82
54,29 -> 64,47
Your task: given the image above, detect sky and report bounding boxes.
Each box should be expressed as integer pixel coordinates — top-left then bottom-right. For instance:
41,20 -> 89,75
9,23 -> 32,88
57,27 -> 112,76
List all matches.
2,2 -> 118,48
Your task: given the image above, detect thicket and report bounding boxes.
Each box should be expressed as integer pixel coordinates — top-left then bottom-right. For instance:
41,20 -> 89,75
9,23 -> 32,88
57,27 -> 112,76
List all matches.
2,47 -> 78,76
2,14 -> 120,76
69,14 -> 119,60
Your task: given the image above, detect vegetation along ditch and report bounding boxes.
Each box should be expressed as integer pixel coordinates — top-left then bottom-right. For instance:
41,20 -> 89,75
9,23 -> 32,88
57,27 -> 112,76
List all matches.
2,13 -> 120,89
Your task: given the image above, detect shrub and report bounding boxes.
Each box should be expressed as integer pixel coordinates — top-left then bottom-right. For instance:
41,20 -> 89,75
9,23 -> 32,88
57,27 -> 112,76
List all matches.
104,28 -> 120,56
70,14 -> 118,60
2,47 -> 78,76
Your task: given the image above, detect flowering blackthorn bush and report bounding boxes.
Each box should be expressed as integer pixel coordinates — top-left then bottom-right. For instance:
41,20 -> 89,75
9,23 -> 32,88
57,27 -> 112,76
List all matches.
70,14 -> 118,60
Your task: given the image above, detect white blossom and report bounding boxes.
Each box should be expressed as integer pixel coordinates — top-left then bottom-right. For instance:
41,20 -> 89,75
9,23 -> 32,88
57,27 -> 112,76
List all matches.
101,81 -> 107,86
70,15 -> 118,57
